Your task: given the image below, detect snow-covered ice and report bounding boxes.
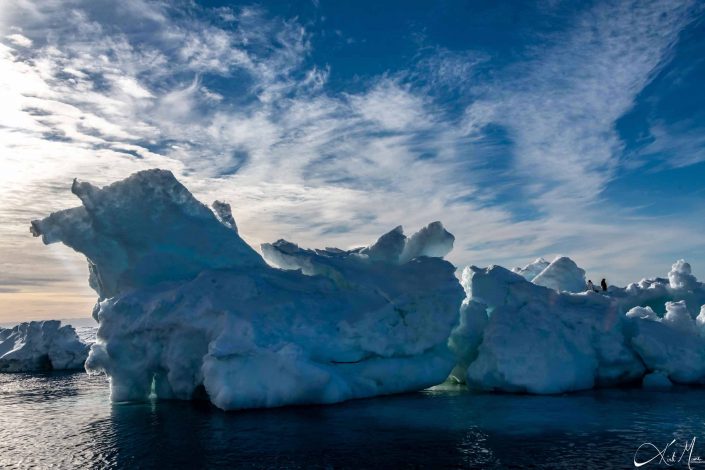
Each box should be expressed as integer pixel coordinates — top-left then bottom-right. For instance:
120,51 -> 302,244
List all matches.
449,265 -> 644,393
531,256 -> 587,293
511,256 -> 588,293
511,257 -> 550,281
31,171 -> 265,300
450,259 -> 705,393
0,321 -> 88,372
628,299 -> 705,384
32,170 -> 464,410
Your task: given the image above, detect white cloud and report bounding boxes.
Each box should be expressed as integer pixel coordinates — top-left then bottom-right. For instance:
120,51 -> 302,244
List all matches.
0,0 -> 703,322
464,0 -> 698,207
349,81 -> 431,132
5,33 -> 31,47
111,75 -> 154,99
637,120 -> 705,169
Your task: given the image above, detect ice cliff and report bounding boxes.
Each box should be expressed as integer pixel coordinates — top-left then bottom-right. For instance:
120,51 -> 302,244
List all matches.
32,169 -> 464,410
0,321 -> 88,372
450,259 -> 705,393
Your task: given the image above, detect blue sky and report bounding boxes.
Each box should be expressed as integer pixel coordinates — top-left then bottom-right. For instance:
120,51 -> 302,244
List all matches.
1,0 -> 704,321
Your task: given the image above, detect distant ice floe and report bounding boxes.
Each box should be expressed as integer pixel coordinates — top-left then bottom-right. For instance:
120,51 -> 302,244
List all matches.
32,170 -> 464,410
0,321 -> 88,372
450,258 -> 705,393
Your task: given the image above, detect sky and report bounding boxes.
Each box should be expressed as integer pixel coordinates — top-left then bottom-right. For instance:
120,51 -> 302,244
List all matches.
1,0 -> 704,323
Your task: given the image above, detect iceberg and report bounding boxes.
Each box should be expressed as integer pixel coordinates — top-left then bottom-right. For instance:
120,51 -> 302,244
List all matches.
450,259 -> 705,393
32,169 -> 464,410
0,321 -> 89,372
31,169 -> 705,401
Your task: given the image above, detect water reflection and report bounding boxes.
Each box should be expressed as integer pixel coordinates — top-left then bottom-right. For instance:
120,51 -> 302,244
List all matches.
1,373 -> 703,468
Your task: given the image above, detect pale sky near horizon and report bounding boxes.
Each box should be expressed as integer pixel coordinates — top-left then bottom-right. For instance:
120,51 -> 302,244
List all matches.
1,0 -> 705,323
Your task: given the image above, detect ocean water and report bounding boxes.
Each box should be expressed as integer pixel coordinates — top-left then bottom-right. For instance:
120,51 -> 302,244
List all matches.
2,369 -> 705,469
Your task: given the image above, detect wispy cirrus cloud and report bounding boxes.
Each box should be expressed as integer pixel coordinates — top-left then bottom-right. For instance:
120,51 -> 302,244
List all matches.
463,0 -> 700,207
0,0 -> 703,322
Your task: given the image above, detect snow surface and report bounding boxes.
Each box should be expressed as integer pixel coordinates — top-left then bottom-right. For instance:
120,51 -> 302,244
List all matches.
450,259 -> 705,393
0,321 -> 88,372
32,170 -> 464,410
531,256 -> 587,293
511,257 -> 550,280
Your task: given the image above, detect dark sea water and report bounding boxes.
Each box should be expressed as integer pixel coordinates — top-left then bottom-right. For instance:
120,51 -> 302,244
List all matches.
2,372 -> 705,469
